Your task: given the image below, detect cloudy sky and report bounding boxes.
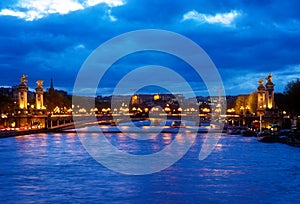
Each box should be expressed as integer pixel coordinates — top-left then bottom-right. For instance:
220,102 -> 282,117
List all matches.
0,0 -> 299,96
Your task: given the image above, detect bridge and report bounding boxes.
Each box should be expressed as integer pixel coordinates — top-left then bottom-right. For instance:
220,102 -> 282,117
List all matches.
1,113 -> 241,138
47,113 -> 229,131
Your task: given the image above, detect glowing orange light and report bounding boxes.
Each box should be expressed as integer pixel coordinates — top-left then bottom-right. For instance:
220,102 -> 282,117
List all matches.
154,94 -> 160,101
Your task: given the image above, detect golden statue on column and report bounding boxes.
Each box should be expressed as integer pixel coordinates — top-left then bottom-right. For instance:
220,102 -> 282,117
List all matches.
21,74 -> 28,84
36,80 -> 43,87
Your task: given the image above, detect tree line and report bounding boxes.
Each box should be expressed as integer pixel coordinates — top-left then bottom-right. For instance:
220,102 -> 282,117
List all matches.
1,79 -> 300,116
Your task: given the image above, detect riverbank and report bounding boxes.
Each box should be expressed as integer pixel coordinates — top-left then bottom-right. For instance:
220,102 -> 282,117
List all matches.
0,125 -> 225,138
0,128 -> 50,138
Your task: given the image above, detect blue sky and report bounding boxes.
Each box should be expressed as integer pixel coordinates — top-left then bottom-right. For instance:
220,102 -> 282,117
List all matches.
0,0 -> 299,96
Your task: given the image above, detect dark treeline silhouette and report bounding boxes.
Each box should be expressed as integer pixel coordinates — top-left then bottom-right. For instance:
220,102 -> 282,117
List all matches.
1,79 -> 300,116
283,78 -> 300,115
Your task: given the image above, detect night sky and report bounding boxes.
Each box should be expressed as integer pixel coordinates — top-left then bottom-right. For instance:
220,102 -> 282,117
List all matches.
0,0 -> 299,96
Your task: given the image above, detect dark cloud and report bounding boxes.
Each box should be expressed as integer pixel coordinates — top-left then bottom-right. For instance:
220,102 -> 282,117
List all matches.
0,0 -> 299,96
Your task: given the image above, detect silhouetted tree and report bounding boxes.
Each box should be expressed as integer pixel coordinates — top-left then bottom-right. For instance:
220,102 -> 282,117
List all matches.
234,95 -> 248,114
247,92 -> 257,114
284,78 -> 300,115
44,90 -> 71,113
274,93 -> 288,114
0,95 -> 13,114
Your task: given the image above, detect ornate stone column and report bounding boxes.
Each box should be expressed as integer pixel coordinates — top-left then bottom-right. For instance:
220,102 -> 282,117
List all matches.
257,78 -> 266,116
35,80 -> 44,110
18,75 -> 28,110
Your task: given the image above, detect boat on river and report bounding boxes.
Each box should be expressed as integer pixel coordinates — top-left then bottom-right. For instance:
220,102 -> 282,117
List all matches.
257,133 -> 278,143
286,131 -> 300,147
226,126 -> 244,135
257,124 -> 289,143
171,120 -> 185,128
241,128 -> 257,137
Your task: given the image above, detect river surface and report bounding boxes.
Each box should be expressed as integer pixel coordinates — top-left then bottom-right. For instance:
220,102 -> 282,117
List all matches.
1,128 -> 300,203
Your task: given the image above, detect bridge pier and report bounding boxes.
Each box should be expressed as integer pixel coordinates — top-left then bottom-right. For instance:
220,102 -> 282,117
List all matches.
47,115 -> 74,130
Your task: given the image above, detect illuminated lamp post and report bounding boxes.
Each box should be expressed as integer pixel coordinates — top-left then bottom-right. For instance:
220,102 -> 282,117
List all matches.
240,106 -> 245,126
164,104 -> 171,115
226,108 -> 235,126
227,108 -> 235,115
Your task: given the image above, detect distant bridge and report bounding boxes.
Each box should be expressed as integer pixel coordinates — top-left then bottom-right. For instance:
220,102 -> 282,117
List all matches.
47,113 -> 241,131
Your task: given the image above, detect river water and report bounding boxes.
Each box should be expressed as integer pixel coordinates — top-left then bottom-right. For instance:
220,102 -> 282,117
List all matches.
1,128 -> 300,203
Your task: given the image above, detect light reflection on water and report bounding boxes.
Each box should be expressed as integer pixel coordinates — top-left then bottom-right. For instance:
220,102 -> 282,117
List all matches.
0,132 -> 300,203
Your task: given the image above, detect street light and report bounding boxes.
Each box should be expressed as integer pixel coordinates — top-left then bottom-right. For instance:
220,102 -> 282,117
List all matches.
202,107 -> 210,113
240,106 -> 245,126
227,108 -> 235,114
240,106 -> 244,114
164,104 -> 171,114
